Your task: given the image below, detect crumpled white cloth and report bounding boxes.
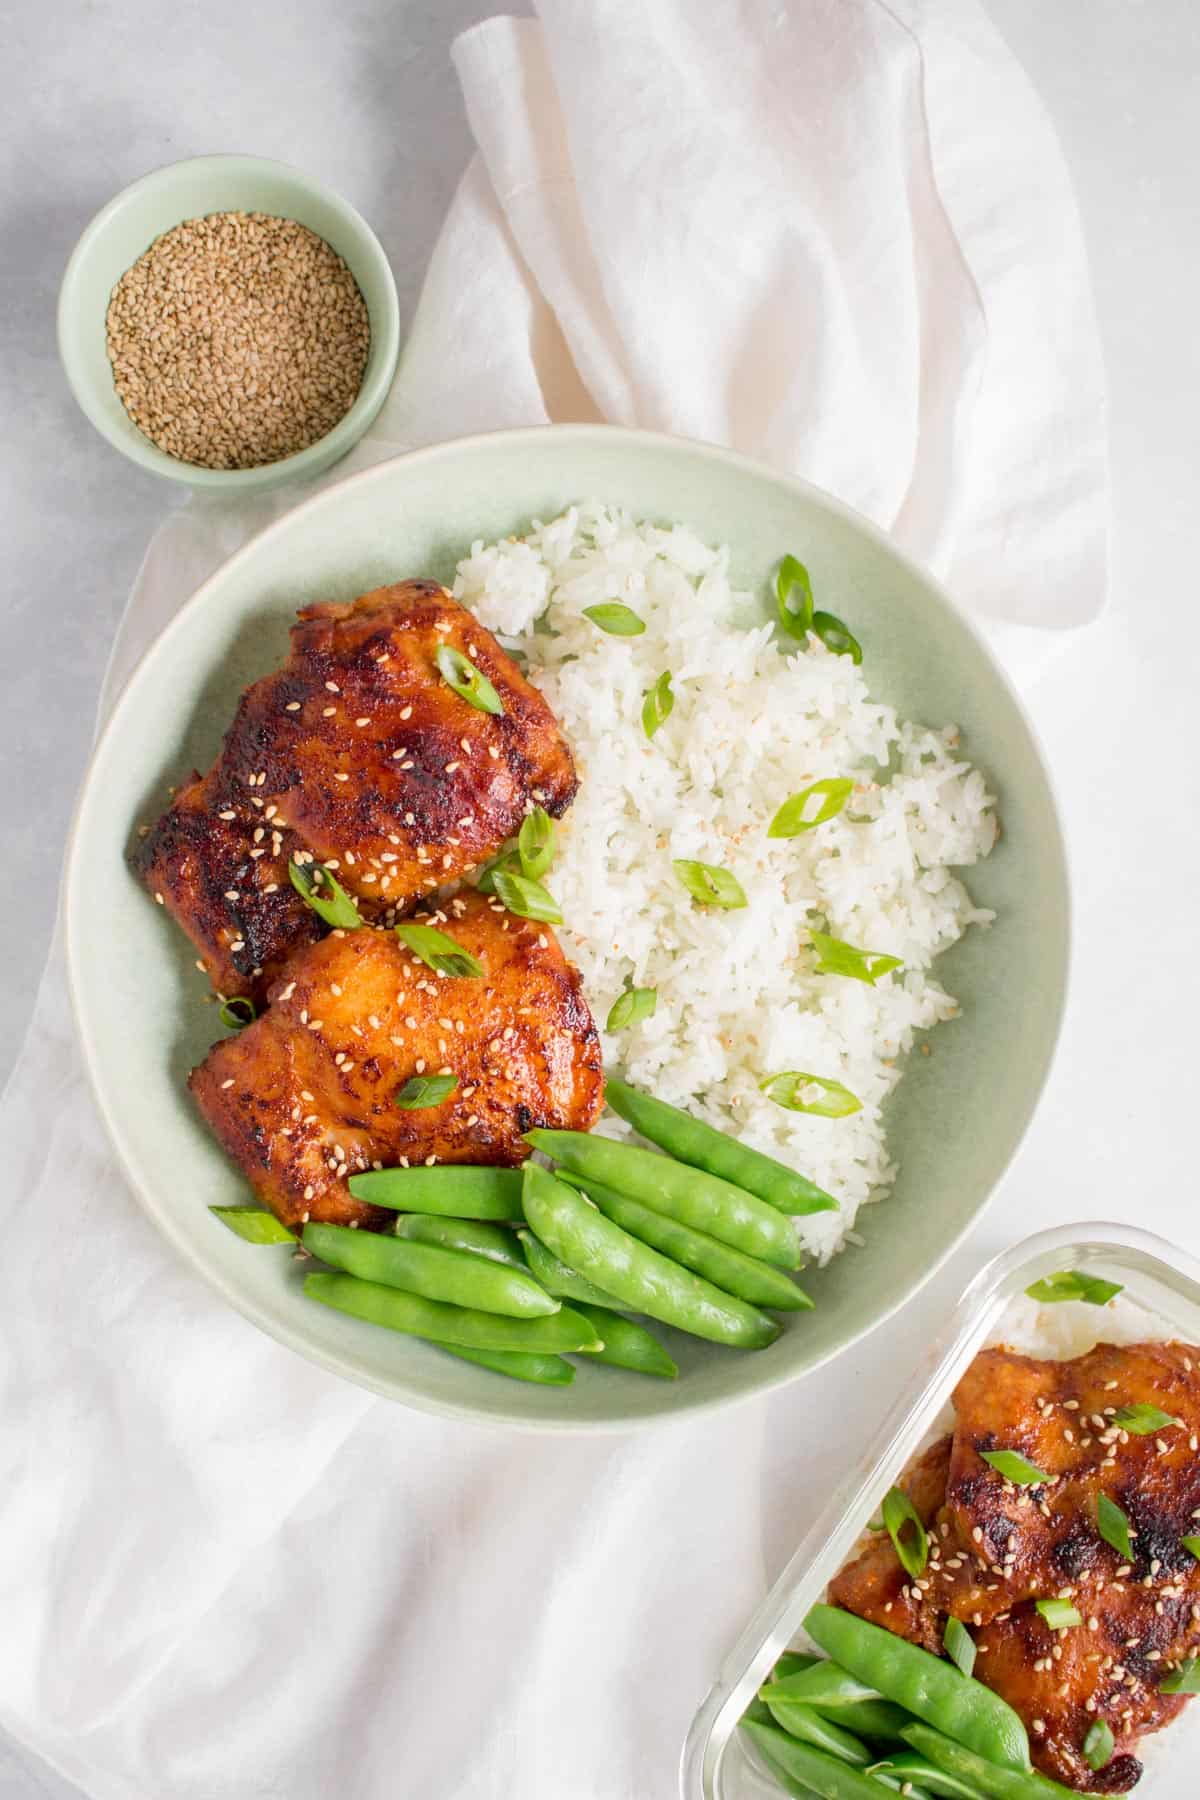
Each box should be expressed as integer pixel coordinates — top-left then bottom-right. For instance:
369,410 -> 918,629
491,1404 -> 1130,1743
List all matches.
0,4 -> 1107,1797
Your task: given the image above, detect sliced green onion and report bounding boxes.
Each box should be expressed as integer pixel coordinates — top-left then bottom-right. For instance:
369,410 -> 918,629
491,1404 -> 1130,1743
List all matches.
218,996 -> 257,1030
943,1616 -> 976,1679
673,859 -> 748,909
1082,1721 -> 1114,1772
476,848 -> 519,896
768,778 -> 854,838
394,1073 -> 459,1110
1097,1493 -> 1135,1561
491,868 -> 564,924
812,609 -> 863,663
980,1449 -> 1049,1487
394,922 -> 484,980
1161,1657 -> 1200,1695
642,671 -> 674,740
434,643 -> 504,715
1181,1536 -> 1200,1561
1035,1598 -> 1082,1630
518,806 -> 556,880
583,602 -> 645,636
1024,1270 -> 1124,1306
774,555 -> 814,641
810,931 -> 902,986
209,1205 -> 295,1244
606,986 -> 657,1033
1111,1403 -> 1180,1435
759,1071 -> 862,1118
881,1485 -> 927,1580
288,859 -> 363,929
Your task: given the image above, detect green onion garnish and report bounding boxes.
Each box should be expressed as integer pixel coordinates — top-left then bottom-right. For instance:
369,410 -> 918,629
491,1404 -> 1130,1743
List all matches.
583,602 -> 645,636
759,1071 -> 862,1118
980,1449 -> 1049,1487
209,1205 -> 295,1244
1097,1493 -> 1135,1562
881,1485 -> 927,1580
942,1616 -> 976,1679
394,922 -> 484,980
1082,1721 -> 1115,1772
673,859 -> 748,909
491,868 -> 564,924
434,643 -> 504,715
642,671 -> 674,740
1161,1657 -> 1200,1695
288,859 -> 363,929
1182,1536 -> 1200,1561
518,806 -> 556,881
812,610 -> 863,663
1111,1403 -> 1180,1435
395,1073 -> 459,1110
768,778 -> 854,838
1035,1598 -> 1082,1630
218,995 -> 257,1030
606,986 -> 657,1033
774,555 -> 814,641
810,931 -> 902,986
476,848 -> 519,896
1024,1270 -> 1124,1306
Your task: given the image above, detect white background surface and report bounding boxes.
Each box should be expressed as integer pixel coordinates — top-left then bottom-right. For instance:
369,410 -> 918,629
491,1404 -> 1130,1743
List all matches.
4,2 -> 1199,1796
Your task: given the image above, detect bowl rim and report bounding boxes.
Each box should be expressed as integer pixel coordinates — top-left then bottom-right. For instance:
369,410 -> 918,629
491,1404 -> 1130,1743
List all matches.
63,422 -> 1073,1432
56,151 -> 402,492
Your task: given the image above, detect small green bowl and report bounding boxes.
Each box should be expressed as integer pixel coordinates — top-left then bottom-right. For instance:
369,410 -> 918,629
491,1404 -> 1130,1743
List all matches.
57,154 -> 401,493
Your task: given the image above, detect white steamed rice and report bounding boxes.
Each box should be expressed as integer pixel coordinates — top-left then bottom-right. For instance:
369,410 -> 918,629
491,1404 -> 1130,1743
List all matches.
454,502 -> 998,1264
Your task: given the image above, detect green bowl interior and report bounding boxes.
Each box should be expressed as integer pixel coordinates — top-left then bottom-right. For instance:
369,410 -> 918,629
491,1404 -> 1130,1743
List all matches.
58,155 -> 400,491
66,427 -> 1069,1428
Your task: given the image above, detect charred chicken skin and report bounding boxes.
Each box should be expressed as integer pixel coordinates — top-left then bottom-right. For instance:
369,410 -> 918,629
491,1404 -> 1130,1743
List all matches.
829,1340 -> 1200,1793
135,580 -> 577,1002
190,889 -> 604,1231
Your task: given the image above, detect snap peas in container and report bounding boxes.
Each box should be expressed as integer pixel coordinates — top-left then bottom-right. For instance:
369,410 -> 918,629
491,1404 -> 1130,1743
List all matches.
805,1607 -> 1030,1773
396,1214 -> 527,1271
521,1164 -> 780,1349
604,1077 -> 837,1216
303,1272 -> 603,1354
900,1724 -> 1078,1800
759,1696 -> 872,1765
346,1165 -> 523,1219
870,1750 -> 989,1800
761,1667 -> 909,1742
525,1129 -> 802,1269
518,1229 -> 624,1309
303,1223 -> 557,1319
742,1722 -> 930,1800
570,1303 -> 678,1379
437,1344 -> 575,1385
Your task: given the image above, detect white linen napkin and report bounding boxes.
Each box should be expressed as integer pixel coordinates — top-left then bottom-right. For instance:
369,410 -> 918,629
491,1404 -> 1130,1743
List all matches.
0,4 -> 1107,1796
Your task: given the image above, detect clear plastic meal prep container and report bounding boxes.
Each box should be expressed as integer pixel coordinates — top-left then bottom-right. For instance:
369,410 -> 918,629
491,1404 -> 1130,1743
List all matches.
680,1223 -> 1200,1800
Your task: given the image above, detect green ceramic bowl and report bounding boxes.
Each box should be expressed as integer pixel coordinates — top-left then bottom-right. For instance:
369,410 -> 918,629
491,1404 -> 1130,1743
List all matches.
65,426 -> 1070,1429
57,154 -> 401,492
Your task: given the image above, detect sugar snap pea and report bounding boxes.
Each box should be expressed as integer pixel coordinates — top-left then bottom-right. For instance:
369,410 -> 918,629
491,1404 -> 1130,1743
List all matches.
868,1751 -> 987,1800
900,1725 -> 1077,1799
605,1077 -> 837,1215
303,1272 -> 603,1354
519,1229 -> 625,1308
436,1344 -> 575,1385
525,1129 -> 802,1269
563,1176 -> 812,1310
396,1214 -> 527,1270
761,1697 -> 872,1765
521,1164 -> 780,1349
346,1166 -> 523,1219
774,1652 -> 820,1681
303,1223 -> 557,1319
762,1670 -> 909,1742
742,1722 -> 927,1800
805,1607 -> 1029,1773
570,1302 -> 678,1379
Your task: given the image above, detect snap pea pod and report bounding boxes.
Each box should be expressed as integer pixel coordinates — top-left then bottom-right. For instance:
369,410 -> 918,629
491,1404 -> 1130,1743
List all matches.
521,1164 -> 780,1349
526,1129 -> 802,1269
436,1344 -> 575,1385
346,1166 -> 523,1219
564,1176 -> 813,1311
775,1652 -> 820,1681
570,1303 -> 678,1379
868,1751 -> 987,1800
742,1722 -> 928,1800
805,1607 -> 1029,1774
396,1214 -> 527,1271
605,1077 -> 837,1216
762,1664 -> 909,1738
303,1272 -> 603,1354
762,1698 -> 872,1766
303,1223 -> 558,1319
900,1725 -> 1077,1800
519,1229 -> 625,1308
